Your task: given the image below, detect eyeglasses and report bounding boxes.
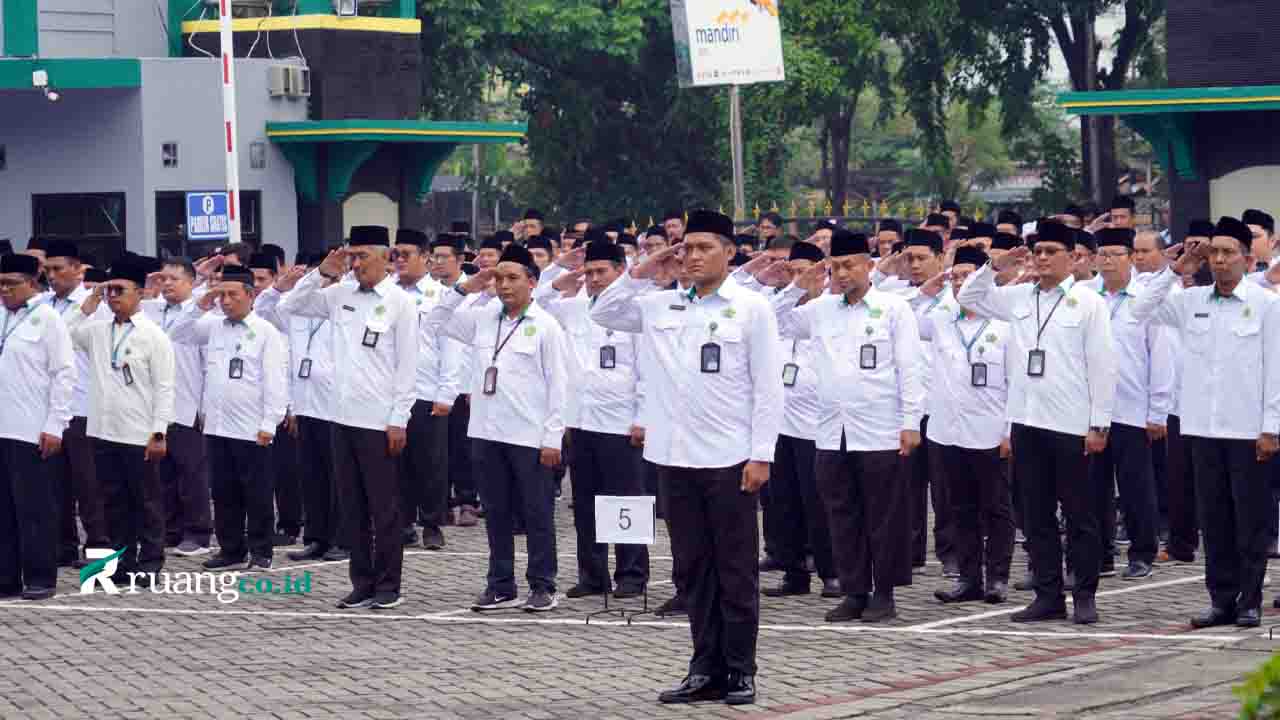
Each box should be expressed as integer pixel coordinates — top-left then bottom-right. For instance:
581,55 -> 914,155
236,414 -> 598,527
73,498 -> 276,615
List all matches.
105,285 -> 130,298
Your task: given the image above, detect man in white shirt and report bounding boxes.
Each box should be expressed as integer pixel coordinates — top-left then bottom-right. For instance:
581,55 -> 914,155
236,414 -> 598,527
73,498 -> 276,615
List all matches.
0,253 -> 75,599
276,254 -> 348,563
165,265 -> 288,570
774,229 -> 923,624
284,226 -> 417,610
392,228 -> 461,551
916,247 -> 1015,604
957,220 -> 1116,625
542,239 -> 649,599
144,258 -> 212,556
1130,217 -> 1280,628
592,210 -> 781,706
71,256 -> 177,584
40,240 -> 108,567
428,244 -> 569,613
1088,228 -> 1174,581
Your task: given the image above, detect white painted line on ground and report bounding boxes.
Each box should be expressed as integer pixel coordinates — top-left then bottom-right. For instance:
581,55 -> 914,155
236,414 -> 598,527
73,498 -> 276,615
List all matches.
906,574 -> 1206,631
0,601 -> 1244,644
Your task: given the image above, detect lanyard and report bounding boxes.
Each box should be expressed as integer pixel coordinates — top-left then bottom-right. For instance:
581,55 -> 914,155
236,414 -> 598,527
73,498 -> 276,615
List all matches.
48,294 -> 74,315
1034,289 -> 1066,350
954,318 -> 991,364
305,319 -> 326,355
1106,292 -> 1127,319
0,307 -> 34,356
110,322 -> 135,369
492,310 -> 528,363
162,304 -> 181,331
790,339 -> 798,360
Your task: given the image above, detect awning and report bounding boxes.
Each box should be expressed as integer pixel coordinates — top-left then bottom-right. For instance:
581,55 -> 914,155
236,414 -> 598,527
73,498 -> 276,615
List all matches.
1056,85 -> 1280,182
265,120 -> 527,203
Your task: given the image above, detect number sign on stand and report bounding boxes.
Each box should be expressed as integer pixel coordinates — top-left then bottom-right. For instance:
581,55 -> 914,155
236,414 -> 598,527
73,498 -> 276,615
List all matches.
586,495 -> 656,624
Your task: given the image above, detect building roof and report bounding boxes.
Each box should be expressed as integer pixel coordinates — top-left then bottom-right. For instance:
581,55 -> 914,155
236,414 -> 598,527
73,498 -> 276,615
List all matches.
1058,84 -> 1280,115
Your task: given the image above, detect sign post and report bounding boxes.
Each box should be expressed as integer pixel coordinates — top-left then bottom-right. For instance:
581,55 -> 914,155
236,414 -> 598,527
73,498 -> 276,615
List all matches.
186,192 -> 232,243
586,495 -> 656,624
670,0 -> 785,221
217,0 -> 242,245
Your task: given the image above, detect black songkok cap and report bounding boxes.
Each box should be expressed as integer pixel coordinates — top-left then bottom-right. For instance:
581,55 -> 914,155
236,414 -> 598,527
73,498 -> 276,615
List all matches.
788,242 -> 825,263
684,210 -> 735,240
349,226 -> 390,247
1095,228 -> 1135,250
905,228 -> 943,253
497,243 -> 540,279
952,246 -> 989,268
0,253 -> 39,276
830,229 -> 871,257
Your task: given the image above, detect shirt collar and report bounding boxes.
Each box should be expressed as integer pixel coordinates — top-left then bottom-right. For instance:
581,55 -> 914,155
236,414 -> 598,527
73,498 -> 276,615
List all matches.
359,275 -> 395,298
686,274 -> 743,303
1038,274 -> 1076,295
1213,279 -> 1250,302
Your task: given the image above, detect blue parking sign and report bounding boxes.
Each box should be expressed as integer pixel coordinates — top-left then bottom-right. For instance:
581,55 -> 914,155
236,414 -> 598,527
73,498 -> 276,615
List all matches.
186,192 -> 231,241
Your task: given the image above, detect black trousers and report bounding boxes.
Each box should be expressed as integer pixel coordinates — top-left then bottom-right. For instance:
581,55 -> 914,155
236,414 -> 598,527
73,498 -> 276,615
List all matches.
816,439 -> 911,596
568,429 -> 649,592
272,419 -> 303,536
1166,415 -> 1199,558
333,424 -> 404,594
648,458 -> 686,596
1090,424 -> 1159,564
473,438 -> 557,595
399,400 -> 451,532
1191,437 -> 1274,612
771,434 -> 835,582
0,439 -> 57,591
1011,424 -> 1098,598
95,439 -> 165,574
56,417 -> 107,555
158,422 -> 211,546
911,416 -> 952,565
660,463 -> 758,676
936,443 -> 1014,585
448,395 -> 478,507
208,436 -> 274,559
297,416 -> 340,548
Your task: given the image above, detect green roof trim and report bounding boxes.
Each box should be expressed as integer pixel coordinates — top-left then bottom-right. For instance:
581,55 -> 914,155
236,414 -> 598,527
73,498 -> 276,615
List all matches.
0,58 -> 141,90
3,0 -> 38,57
266,120 -> 528,145
1058,85 -> 1280,115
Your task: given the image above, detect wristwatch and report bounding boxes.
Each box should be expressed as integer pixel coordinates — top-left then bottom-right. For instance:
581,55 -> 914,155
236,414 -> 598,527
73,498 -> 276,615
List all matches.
318,269 -> 340,281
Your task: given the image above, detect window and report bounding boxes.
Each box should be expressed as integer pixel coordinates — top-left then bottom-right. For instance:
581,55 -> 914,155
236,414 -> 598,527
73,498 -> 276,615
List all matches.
250,142 -> 266,170
33,194 -> 127,267
155,190 -> 262,259
162,142 -> 179,168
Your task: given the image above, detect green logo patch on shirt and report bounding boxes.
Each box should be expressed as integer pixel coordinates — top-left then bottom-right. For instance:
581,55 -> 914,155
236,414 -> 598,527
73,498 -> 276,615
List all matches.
523,325 -> 537,337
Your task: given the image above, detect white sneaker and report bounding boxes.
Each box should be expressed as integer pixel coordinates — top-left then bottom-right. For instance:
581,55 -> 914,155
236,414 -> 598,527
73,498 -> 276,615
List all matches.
174,541 -> 211,556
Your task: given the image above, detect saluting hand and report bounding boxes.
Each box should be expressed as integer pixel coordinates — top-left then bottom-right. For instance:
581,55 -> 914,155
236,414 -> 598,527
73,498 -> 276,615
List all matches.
919,271 -> 949,298
318,248 -> 349,279
552,267 -> 586,297
196,286 -> 222,312
630,244 -> 681,281
992,246 -> 1030,272
1170,240 -> 1208,276
741,461 -> 770,493
386,426 -> 407,457
795,258 -> 829,298
556,245 -> 587,271
460,268 -> 496,294
80,286 -> 104,316
274,265 -> 307,293
38,433 -> 62,460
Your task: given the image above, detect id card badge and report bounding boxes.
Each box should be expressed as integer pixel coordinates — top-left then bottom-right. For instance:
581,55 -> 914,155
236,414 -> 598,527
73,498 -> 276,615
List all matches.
1027,349 -> 1046,377
971,362 -> 988,387
782,363 -> 799,387
121,364 -> 134,386
700,342 -> 721,373
362,328 -> 380,348
482,366 -> 498,395
229,357 -> 244,379
298,358 -> 312,379
599,345 -> 617,369
859,343 -> 877,370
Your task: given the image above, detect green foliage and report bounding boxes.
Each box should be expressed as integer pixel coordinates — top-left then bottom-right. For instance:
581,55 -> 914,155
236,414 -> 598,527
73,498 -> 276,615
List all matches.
1236,653 -> 1280,719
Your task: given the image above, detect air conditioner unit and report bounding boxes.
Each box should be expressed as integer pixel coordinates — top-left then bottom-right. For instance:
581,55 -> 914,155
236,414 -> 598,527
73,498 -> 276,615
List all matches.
267,66 -> 288,97
285,67 -> 311,98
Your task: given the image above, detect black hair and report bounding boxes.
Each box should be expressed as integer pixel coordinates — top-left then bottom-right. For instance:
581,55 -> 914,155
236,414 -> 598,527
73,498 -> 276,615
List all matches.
163,256 -> 197,280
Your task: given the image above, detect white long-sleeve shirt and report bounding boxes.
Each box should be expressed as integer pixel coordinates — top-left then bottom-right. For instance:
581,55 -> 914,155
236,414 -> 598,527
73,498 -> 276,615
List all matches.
540,290 -> 642,436
918,306 -> 1011,450
282,313 -> 335,422
0,299 -> 75,445
957,264 -> 1116,436
402,276 -> 465,406
38,284 -> 93,417
143,297 -> 207,428
426,291 -> 569,450
773,285 -> 924,452
1096,280 -> 1176,429
591,274 -> 783,468
69,310 -> 176,447
1129,267 -> 1280,440
167,309 -> 290,442
277,271 -> 418,431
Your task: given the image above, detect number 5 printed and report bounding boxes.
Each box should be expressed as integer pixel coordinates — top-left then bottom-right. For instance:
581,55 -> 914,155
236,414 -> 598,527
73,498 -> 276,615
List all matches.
618,508 -> 632,531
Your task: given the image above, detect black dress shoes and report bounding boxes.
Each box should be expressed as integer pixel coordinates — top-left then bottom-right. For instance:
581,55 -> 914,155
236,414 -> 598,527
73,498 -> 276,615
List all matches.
824,594 -> 866,622
934,580 -> 984,604
762,579 -> 810,597
658,674 -> 726,704
565,584 -> 606,599
861,595 -> 897,622
1189,605 -> 1237,628
1010,594 -> 1067,622
820,578 -> 842,598
984,581 -> 1008,604
725,672 -> 756,705
287,542 -> 327,562
1072,593 -> 1099,625
1237,608 -> 1261,628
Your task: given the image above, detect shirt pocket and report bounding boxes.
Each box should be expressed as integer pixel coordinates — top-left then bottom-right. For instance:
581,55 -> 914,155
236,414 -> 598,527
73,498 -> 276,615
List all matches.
1185,314 -> 1212,354
14,318 -> 44,343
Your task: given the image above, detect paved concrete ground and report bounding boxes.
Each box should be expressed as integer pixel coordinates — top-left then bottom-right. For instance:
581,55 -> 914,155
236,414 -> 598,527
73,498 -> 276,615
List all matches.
2,492 -> 1276,719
